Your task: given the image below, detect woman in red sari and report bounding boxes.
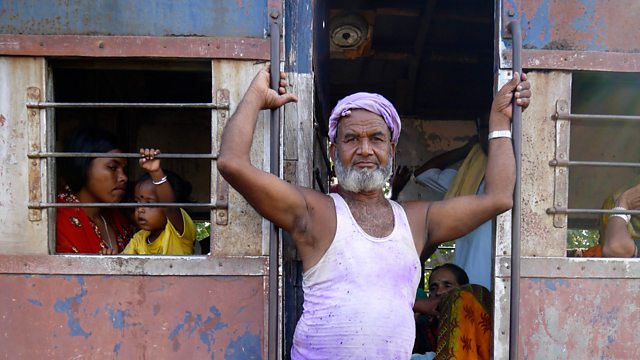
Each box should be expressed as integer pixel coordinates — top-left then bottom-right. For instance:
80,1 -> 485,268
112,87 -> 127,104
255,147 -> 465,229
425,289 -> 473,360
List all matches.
56,127 -> 134,254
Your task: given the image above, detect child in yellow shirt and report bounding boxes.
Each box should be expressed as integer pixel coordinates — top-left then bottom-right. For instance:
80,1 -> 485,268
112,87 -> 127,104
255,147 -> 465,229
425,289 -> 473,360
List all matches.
122,148 -> 196,255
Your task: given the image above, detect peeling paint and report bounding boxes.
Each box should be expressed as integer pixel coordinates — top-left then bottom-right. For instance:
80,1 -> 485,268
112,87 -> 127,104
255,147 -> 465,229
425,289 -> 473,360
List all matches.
53,276 -> 91,338
169,306 -> 229,354
224,331 -> 262,359
27,298 -> 42,306
2,275 -> 264,358
107,307 -> 130,330
571,0 -> 606,50
544,279 -> 569,291
524,0 -> 552,48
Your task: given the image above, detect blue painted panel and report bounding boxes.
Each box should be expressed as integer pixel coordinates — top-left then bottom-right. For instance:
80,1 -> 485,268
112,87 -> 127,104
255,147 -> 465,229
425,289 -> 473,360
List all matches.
284,0 -> 313,73
0,0 -> 269,37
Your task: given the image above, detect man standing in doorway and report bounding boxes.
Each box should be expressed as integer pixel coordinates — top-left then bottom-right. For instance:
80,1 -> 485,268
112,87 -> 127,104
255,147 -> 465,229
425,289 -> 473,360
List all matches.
217,68 -> 530,358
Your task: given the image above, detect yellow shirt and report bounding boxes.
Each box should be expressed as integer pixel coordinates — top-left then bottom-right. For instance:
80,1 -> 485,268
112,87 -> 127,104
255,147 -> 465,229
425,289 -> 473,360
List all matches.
122,209 -> 196,255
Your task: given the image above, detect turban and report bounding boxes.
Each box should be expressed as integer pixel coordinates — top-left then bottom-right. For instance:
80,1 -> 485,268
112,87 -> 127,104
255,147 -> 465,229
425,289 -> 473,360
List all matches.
328,92 -> 401,144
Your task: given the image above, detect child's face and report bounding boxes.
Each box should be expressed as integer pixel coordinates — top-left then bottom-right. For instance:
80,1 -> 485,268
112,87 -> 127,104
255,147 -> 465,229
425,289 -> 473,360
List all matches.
134,181 -> 167,232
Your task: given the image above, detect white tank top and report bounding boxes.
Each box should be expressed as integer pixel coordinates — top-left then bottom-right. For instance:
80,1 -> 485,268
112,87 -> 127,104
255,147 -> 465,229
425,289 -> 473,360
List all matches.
291,193 -> 421,359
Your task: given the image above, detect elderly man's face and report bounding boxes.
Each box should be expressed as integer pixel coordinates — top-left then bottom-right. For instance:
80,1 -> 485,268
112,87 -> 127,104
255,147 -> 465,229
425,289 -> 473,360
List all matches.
330,109 -> 395,193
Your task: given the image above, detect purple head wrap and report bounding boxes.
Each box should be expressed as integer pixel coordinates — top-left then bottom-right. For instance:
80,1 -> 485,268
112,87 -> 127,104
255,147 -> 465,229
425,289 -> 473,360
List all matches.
328,92 -> 401,144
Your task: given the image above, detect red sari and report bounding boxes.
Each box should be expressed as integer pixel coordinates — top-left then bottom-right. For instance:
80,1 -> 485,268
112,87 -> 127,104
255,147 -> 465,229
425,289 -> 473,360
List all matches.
56,188 -> 133,254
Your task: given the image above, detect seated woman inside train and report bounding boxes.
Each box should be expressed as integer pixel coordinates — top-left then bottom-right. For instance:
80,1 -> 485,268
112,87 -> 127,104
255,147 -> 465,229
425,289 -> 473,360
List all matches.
56,127 -> 134,254
412,263 -> 492,360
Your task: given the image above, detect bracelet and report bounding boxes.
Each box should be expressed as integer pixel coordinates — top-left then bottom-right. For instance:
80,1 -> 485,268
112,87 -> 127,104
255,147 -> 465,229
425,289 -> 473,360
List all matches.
488,130 -> 512,140
152,175 -> 168,185
610,206 -> 631,224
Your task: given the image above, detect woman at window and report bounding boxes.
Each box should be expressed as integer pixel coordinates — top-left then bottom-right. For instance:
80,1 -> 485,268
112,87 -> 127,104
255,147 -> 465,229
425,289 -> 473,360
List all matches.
56,127 -> 134,254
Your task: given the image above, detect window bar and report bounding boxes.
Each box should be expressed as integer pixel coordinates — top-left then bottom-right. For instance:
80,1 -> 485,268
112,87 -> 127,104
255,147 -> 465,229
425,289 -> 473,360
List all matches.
550,159 -> 640,168
546,208 -> 640,216
30,202 -> 217,209
28,152 -> 217,159
25,101 -> 227,109
553,113 -> 640,122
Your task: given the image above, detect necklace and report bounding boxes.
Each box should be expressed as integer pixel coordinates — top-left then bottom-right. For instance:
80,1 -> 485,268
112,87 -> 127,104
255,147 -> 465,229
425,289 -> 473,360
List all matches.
99,214 -> 114,250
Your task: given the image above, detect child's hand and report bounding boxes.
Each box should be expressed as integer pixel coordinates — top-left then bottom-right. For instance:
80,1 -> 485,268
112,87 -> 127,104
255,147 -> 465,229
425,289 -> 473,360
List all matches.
99,247 -> 118,255
139,148 -> 161,173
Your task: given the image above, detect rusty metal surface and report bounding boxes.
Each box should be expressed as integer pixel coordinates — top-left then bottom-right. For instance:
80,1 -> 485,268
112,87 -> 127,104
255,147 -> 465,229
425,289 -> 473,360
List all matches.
493,277 -> 511,360
503,0 -> 640,52
0,0 -> 269,37
519,277 -> 640,359
283,73 -> 315,187
0,34 -> 270,60
497,256 -> 640,279
27,86 -> 43,221
0,57 -> 48,255
500,1 -> 640,71
0,274 -> 265,359
519,72 -> 570,257
519,50 -> 640,72
495,256 -> 640,359
212,61 -> 268,257
0,255 -> 267,276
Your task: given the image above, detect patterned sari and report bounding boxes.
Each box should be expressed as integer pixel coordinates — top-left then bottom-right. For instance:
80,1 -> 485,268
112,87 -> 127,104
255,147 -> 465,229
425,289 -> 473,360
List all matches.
434,284 -> 492,360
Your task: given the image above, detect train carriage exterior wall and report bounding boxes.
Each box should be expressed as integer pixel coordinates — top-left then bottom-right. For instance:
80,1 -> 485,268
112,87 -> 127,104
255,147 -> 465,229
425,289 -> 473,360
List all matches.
2,0 -> 640,359
495,1 -> 640,359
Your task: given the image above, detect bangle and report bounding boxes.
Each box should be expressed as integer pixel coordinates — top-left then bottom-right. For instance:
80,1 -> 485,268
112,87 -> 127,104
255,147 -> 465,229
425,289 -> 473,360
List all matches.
488,130 -> 512,140
611,206 -> 631,224
152,175 -> 168,185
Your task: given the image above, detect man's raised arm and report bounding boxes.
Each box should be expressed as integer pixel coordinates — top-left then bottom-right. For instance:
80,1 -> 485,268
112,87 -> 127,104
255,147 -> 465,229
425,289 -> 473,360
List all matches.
426,73 -> 531,245
217,68 -> 308,232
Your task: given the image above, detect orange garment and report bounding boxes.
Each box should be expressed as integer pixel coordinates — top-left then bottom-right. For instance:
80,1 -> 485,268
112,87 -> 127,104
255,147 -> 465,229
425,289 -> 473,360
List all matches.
579,244 -> 603,257
435,284 -> 492,360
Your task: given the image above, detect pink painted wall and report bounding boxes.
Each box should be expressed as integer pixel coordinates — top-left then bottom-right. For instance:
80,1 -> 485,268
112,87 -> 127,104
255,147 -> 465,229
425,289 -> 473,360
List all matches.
1,275 -> 265,359
519,278 -> 640,359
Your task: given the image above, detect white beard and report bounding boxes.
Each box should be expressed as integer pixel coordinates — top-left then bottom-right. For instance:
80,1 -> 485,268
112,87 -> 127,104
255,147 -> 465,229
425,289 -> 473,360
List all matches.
334,151 -> 393,193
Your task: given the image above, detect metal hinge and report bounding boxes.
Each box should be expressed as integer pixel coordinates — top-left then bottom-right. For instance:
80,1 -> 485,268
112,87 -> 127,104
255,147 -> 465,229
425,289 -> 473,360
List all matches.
215,89 -> 230,225
550,100 -> 570,228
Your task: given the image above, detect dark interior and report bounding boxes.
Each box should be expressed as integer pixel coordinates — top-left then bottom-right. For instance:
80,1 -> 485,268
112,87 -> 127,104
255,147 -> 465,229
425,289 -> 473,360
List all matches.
321,0 -> 494,122
50,59 -> 213,221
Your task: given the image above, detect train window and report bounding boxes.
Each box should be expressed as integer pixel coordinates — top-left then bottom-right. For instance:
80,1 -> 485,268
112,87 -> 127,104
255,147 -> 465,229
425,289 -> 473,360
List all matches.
46,59 -> 214,255
566,71 -> 640,256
